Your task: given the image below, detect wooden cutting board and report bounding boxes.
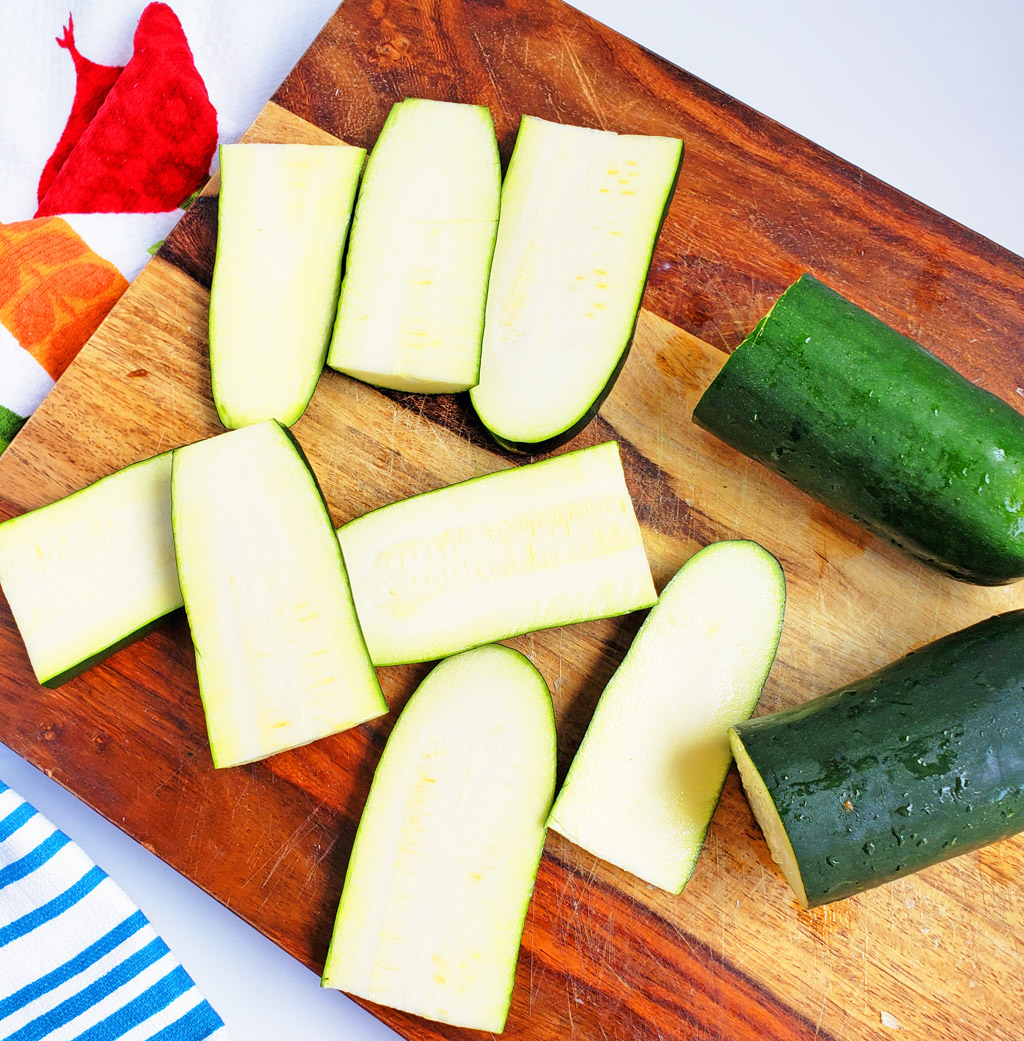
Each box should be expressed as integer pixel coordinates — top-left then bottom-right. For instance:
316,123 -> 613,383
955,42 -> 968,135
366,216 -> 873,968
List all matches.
3,1 -> 1024,1038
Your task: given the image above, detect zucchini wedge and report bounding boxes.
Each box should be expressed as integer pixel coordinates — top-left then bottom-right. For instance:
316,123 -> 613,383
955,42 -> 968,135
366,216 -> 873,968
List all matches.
0,453 -> 181,687
470,114 -> 683,452
322,644 -> 556,1033
693,273 -> 1024,585
338,440 -> 656,666
731,610 -> 1024,907
548,541 -> 785,893
171,421 -> 385,768
327,98 -> 500,393
209,142 -> 365,428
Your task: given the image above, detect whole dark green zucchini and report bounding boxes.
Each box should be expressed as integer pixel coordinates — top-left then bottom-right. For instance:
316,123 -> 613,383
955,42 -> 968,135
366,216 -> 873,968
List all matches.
692,274 -> 1024,584
729,610 -> 1024,907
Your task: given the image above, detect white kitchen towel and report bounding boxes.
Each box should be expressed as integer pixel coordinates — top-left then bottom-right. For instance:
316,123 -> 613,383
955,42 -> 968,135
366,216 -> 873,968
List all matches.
0,0 -> 340,454
0,0 -> 341,222
0,779 -> 228,1040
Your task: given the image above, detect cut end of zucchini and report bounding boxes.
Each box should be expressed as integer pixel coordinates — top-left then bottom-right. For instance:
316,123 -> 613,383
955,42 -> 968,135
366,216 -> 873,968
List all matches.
729,726 -> 809,908
332,365 -> 475,396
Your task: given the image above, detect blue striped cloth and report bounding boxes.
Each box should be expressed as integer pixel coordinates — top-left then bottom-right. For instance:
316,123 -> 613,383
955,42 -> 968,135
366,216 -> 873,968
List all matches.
0,780 -> 228,1040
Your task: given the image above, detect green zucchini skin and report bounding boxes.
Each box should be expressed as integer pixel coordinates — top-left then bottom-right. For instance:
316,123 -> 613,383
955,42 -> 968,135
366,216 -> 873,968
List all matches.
481,339 -> 633,455
692,274 -> 1024,585
40,613 -> 175,689
731,610 -> 1024,906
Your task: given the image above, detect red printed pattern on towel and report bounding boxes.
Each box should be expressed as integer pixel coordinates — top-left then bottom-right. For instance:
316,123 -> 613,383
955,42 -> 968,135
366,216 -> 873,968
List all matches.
36,2 -> 218,217
36,15 -> 124,204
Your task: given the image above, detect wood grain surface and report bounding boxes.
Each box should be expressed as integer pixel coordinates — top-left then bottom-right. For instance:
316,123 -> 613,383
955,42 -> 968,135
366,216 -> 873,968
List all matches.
2,1 -> 1024,1039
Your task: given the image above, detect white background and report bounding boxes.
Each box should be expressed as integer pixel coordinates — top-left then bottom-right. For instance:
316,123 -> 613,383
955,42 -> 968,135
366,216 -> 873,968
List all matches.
2,1 -> 1022,1038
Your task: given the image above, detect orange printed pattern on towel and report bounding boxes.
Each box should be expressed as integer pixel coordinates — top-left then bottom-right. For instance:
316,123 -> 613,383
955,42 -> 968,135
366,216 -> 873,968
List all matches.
0,217 -> 128,380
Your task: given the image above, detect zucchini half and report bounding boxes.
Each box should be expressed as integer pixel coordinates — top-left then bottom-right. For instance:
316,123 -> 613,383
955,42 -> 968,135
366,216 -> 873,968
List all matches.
172,421 -> 385,768
731,610 -> 1024,907
338,440 -> 656,666
322,644 -> 556,1033
0,453 -> 182,687
693,273 -> 1024,585
209,142 -> 365,428
327,98 -> 500,393
548,541 -> 785,893
470,114 -> 683,453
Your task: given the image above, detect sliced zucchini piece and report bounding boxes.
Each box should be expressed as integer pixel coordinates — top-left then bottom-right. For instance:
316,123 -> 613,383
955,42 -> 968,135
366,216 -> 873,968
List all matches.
338,440 -> 656,666
171,421 -> 385,768
0,453 -> 181,688
322,644 -> 556,1033
692,273 -> 1024,585
209,142 -> 365,428
730,610 -> 1024,907
547,541 -> 785,893
470,114 -> 683,452
327,98 -> 500,393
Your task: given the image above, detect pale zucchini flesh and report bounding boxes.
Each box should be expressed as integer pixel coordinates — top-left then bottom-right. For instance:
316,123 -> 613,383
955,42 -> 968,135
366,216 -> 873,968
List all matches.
209,142 -> 365,428
547,540 -> 785,893
171,421 -> 385,768
327,98 -> 500,393
0,453 -> 182,687
728,729 -> 809,907
322,644 -> 556,1033
337,440 -> 656,666
470,114 -> 683,451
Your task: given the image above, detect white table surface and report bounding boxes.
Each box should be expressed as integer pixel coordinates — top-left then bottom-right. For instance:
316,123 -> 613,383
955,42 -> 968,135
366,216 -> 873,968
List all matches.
2,1 -> 1022,1037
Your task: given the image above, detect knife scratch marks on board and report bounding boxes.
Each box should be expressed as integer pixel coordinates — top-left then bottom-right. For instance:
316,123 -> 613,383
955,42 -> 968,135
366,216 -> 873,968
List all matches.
561,34 -> 607,129
814,966 -> 835,1037
470,28 -> 511,122
256,798 -> 328,903
528,920 -> 538,1012
168,783 -> 191,852
927,587 -> 946,644
301,836 -> 335,890
859,930 -> 869,1011
1012,934 -> 1024,1008
386,408 -> 400,480
150,754 -> 192,796
544,88 -> 566,123
798,211 -> 827,268
231,774 -> 256,826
